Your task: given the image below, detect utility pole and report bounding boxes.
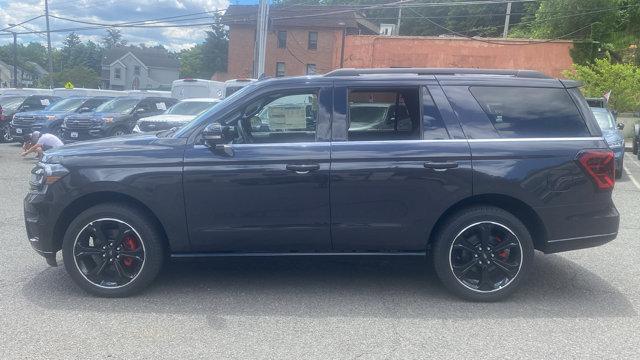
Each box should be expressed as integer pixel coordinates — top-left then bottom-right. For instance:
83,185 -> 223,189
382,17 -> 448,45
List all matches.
254,0 -> 269,78
502,1 -> 512,39
396,7 -> 402,35
12,31 -> 17,87
45,0 -> 53,85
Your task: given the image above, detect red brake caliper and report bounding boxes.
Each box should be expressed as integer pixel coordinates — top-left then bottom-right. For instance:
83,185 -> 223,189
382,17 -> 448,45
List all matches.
495,236 -> 509,260
122,235 -> 138,267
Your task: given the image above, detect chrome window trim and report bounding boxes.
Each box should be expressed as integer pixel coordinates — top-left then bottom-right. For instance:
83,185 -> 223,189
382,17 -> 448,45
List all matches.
198,137 -> 604,148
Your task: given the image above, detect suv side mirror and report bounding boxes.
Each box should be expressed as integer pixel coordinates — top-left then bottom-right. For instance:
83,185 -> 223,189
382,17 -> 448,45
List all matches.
617,123 -> 625,130
135,108 -> 146,113
202,123 -> 227,147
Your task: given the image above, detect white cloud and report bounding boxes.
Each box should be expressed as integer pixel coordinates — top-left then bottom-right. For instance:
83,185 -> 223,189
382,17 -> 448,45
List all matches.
0,0 -> 230,50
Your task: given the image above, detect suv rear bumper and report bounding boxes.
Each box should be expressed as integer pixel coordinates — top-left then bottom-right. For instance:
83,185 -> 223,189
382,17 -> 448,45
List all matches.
536,201 -> 619,253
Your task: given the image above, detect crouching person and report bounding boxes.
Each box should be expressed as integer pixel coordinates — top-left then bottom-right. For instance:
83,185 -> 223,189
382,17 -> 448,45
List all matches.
21,131 -> 64,159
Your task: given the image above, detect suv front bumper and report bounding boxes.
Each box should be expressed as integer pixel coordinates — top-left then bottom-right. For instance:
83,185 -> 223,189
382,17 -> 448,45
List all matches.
24,192 -> 58,266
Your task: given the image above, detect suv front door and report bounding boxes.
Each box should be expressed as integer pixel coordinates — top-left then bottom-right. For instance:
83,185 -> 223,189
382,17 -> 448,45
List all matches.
330,81 -> 473,251
183,85 -> 333,252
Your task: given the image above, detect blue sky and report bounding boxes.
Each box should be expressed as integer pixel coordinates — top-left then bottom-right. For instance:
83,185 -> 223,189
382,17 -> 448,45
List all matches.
0,0 -> 259,51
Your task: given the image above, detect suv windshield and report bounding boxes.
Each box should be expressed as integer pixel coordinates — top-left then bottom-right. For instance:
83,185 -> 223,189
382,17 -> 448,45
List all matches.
166,101 -> 217,115
45,97 -> 86,112
95,98 -> 139,114
173,82 -> 258,138
0,96 -> 26,111
591,107 -> 616,131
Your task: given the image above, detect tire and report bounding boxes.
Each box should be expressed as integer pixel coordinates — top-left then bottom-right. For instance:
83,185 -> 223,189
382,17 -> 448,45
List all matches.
62,203 -> 164,297
633,138 -> 638,155
432,206 -> 534,302
110,127 -> 127,137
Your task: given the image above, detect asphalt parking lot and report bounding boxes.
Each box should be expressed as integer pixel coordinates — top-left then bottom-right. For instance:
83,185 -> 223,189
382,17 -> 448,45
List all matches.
1,142 -> 639,359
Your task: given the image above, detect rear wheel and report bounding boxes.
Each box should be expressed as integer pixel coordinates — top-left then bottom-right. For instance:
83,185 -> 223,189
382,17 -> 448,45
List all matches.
62,203 -> 164,297
432,206 -> 534,302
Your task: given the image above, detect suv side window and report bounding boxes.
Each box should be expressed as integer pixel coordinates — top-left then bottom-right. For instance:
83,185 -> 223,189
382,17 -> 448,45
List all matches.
242,92 -> 318,143
470,86 -> 590,138
347,88 -> 421,141
83,98 -> 109,110
422,87 -> 449,140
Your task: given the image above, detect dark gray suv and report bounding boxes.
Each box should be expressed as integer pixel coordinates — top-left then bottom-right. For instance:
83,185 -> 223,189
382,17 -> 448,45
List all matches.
24,68 -> 619,301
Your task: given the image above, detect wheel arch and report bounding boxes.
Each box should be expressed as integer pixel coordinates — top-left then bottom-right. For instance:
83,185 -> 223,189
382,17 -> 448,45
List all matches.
52,191 -> 171,253
428,194 -> 548,251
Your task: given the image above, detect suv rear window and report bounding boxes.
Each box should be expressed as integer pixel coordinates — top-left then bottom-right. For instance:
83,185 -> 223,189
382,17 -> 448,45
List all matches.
470,86 -> 590,138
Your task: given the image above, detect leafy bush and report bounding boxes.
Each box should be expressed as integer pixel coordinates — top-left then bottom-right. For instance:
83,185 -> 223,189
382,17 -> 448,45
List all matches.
564,59 -> 640,112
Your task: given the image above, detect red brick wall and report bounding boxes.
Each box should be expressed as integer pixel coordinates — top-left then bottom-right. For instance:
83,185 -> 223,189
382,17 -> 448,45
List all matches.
227,25 -> 344,78
343,36 -> 575,78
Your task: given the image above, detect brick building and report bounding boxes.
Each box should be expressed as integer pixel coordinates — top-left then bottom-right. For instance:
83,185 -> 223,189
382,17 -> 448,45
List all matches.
222,5 -> 378,78
221,5 -> 575,79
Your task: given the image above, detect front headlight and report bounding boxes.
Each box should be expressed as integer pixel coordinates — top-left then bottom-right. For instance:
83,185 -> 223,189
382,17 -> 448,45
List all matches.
30,163 -> 69,191
102,117 -> 114,124
132,124 -> 141,133
46,115 -> 57,121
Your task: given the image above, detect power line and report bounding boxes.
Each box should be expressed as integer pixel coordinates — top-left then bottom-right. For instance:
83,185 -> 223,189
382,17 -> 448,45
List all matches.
0,15 -> 44,32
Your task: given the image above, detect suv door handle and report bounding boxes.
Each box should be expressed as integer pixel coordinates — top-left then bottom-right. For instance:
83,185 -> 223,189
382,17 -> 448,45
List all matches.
423,161 -> 459,170
286,164 -> 320,174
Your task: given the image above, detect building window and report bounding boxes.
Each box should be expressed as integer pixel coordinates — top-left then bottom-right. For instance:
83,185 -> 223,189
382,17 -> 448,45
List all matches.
276,62 -> 286,77
306,64 -> 317,75
134,66 -> 141,76
277,30 -> 287,48
114,68 -> 121,79
308,31 -> 318,50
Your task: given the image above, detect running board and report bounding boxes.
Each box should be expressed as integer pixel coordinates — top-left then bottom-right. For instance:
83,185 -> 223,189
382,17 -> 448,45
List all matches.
171,251 -> 426,258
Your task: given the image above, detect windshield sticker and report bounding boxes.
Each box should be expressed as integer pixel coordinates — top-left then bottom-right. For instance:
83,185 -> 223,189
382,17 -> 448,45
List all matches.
156,102 -> 167,111
40,99 -> 50,106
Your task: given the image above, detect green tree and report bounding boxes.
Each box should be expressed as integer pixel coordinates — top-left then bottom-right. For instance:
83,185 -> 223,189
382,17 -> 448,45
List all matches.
39,66 -> 101,88
102,28 -> 127,49
177,13 -> 228,79
565,58 -> 640,112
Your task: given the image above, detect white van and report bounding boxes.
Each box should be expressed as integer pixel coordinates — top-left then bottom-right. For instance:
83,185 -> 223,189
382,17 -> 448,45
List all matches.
52,88 -> 127,98
126,90 -> 173,98
0,88 -> 53,96
223,79 -> 256,98
171,79 -> 224,100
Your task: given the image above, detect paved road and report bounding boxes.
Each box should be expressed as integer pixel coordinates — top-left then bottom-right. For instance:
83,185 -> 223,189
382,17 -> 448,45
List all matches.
1,142 -> 639,359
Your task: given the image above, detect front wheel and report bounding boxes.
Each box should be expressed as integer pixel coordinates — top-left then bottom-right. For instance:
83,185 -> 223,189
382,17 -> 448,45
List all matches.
432,206 -> 534,302
62,203 -> 164,297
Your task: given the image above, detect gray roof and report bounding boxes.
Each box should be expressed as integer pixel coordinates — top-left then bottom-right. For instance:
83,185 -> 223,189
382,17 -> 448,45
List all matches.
102,47 -> 180,69
223,5 -> 378,33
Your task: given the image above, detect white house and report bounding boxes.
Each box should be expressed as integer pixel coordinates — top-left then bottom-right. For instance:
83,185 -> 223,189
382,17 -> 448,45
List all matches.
101,47 -> 180,91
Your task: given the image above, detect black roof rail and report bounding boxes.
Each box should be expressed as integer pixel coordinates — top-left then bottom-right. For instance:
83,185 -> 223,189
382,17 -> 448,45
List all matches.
324,68 -> 551,79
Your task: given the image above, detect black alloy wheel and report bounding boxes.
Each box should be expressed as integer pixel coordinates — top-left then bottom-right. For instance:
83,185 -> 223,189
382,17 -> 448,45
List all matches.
72,218 -> 145,288
63,203 -> 164,297
449,221 -> 522,293
432,206 -> 534,301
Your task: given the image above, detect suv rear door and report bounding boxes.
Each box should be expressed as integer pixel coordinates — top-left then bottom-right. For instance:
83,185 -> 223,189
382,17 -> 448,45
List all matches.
329,79 -> 472,251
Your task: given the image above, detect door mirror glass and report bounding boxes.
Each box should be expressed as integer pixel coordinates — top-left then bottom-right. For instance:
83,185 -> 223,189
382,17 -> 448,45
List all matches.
135,107 -> 146,113
79,107 -> 91,113
202,123 -> 227,146
617,122 -> 625,130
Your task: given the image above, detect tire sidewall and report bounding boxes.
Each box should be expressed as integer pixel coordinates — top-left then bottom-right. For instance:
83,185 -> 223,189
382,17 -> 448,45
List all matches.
432,206 -> 534,302
62,204 -> 164,297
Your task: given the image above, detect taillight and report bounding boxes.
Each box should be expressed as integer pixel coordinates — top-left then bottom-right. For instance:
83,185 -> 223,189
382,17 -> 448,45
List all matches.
577,150 -> 615,190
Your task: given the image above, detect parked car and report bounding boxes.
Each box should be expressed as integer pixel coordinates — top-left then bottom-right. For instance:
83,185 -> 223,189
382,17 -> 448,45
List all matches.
52,88 -> 127,98
224,78 -> 256,98
171,79 -> 224,100
61,96 -> 178,141
590,107 -> 625,178
133,98 -> 220,133
6,95 -> 61,141
25,68 -> 619,301
8,97 -> 112,139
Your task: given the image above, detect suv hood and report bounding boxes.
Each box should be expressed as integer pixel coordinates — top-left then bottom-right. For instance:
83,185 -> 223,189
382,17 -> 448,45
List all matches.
43,133 -> 187,167
65,112 -> 126,120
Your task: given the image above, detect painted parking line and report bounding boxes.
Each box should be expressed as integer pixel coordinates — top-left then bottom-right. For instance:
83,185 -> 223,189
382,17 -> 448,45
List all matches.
626,153 -> 640,169
624,165 -> 640,190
